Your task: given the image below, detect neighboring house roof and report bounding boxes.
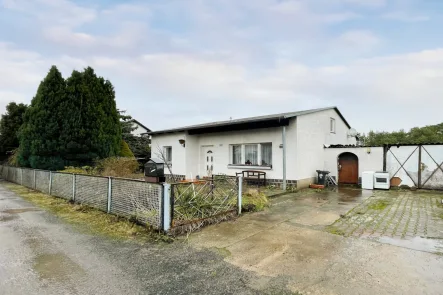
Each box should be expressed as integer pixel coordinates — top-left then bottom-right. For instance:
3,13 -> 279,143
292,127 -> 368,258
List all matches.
132,119 -> 151,132
147,106 -> 351,135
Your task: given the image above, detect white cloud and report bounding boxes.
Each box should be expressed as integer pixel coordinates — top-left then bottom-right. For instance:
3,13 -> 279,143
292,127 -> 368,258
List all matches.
270,1 -> 304,14
337,30 -> 380,51
341,0 -> 386,7
382,11 -> 430,22
1,0 -> 442,133
43,27 -> 96,47
321,12 -> 362,23
2,0 -> 96,27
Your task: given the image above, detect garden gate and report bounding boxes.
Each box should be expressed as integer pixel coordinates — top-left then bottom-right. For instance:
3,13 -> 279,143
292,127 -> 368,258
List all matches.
385,144 -> 443,189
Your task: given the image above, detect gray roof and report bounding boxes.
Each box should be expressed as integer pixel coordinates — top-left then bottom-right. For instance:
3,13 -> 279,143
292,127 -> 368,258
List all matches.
147,106 -> 350,135
132,119 -> 151,132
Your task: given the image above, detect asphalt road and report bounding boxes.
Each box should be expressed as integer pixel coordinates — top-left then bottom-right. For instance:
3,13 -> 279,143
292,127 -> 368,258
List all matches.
0,182 -> 291,295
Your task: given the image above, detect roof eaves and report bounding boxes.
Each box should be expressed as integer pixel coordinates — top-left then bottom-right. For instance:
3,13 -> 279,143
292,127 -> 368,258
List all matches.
132,119 -> 151,132
148,106 -> 350,135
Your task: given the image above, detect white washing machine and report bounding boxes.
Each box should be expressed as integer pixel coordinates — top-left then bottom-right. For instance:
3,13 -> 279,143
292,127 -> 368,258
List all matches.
374,171 -> 390,190
362,171 -> 375,190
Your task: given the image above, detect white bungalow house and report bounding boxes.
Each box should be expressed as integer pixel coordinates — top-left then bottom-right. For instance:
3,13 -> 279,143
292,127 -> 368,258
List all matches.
149,107 -> 357,188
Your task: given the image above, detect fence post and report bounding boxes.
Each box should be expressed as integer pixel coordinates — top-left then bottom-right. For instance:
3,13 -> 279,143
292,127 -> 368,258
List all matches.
49,171 -> 52,195
418,145 -> 422,189
33,170 -> 36,190
238,176 -> 243,215
107,177 -> 112,213
20,169 -> 23,185
72,174 -> 76,202
162,183 -> 171,232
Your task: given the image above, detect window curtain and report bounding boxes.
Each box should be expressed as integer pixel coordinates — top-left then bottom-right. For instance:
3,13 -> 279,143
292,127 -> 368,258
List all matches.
245,145 -> 258,165
261,143 -> 272,166
232,145 -> 241,164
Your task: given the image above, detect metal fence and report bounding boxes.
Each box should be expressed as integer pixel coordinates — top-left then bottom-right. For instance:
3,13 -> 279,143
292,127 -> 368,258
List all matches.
0,166 -> 164,229
170,175 -> 241,228
386,144 -> 443,189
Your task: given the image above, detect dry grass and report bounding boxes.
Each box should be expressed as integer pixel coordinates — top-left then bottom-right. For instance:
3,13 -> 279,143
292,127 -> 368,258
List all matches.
242,188 -> 270,212
3,182 -> 172,243
96,157 -> 139,177
61,157 -> 141,178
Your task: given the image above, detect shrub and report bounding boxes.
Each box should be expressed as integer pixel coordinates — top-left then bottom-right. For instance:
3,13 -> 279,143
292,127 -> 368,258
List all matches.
7,148 -> 19,167
95,157 -> 139,177
119,140 -> 135,158
242,188 -> 269,212
61,166 -> 97,175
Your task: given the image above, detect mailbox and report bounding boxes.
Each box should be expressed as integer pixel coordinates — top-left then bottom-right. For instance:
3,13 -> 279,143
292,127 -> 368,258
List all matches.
144,158 -> 166,183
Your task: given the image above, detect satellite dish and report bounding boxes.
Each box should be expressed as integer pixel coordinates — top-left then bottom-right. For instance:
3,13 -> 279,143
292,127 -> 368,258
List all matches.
348,128 -> 358,137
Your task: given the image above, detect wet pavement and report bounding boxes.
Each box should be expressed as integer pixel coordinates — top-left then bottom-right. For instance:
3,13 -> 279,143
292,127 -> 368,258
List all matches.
330,189 -> 443,253
0,182 -> 294,295
2,181 -> 443,295
190,188 -> 443,294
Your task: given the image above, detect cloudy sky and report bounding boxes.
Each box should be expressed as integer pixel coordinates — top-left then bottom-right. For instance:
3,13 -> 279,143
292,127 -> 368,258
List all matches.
1,0 -> 443,133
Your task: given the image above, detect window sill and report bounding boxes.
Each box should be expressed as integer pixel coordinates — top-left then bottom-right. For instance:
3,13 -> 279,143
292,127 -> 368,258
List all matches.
227,165 -> 272,170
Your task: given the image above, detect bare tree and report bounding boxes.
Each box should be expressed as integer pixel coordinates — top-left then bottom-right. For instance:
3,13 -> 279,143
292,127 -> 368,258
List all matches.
155,144 -> 179,183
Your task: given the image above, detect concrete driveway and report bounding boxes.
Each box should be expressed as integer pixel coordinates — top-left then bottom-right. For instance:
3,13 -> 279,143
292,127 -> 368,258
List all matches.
189,188 -> 443,294
0,182 -> 292,295
1,180 -> 443,295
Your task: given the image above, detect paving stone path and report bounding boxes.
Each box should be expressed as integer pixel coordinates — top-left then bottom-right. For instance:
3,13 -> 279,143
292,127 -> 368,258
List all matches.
329,190 -> 443,239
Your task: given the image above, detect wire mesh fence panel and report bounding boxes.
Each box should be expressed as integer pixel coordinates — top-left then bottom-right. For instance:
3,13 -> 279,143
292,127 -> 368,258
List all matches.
11,167 -> 19,183
35,170 -> 50,194
9,167 -> 16,183
75,175 -> 108,211
5,167 -> 11,182
18,168 -> 23,185
171,175 -> 238,227
110,179 -> 163,229
5,166 -> 10,181
22,169 -> 35,189
10,167 -> 17,183
52,173 -> 74,200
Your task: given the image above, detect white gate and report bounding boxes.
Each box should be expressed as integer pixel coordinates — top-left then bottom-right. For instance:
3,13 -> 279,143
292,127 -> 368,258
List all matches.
386,144 -> 443,189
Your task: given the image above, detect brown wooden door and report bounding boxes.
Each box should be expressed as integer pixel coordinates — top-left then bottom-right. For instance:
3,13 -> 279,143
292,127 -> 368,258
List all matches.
338,153 -> 358,184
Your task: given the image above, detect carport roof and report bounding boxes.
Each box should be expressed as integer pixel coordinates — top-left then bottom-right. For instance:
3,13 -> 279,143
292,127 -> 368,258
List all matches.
147,106 -> 350,135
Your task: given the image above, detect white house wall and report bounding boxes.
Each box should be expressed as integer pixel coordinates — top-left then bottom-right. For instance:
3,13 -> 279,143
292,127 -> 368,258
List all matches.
324,147 -> 384,180
296,109 -> 356,183
187,122 -> 297,180
150,132 -> 186,176
131,122 -> 149,137
184,133 -> 199,178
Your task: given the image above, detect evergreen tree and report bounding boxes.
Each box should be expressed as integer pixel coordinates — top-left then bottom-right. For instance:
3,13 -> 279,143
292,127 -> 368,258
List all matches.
119,110 -> 150,158
0,102 -> 28,152
362,123 -> 443,146
120,140 -> 135,157
61,67 -> 121,166
18,66 -> 66,170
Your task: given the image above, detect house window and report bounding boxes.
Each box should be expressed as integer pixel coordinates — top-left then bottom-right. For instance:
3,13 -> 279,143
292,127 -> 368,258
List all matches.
230,143 -> 272,167
232,145 -> 241,164
261,143 -> 272,166
245,144 -> 258,165
330,118 -> 336,133
164,146 -> 172,163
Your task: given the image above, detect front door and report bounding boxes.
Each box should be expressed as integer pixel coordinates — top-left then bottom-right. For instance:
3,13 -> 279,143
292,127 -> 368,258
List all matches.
338,153 -> 359,184
201,146 -> 215,177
